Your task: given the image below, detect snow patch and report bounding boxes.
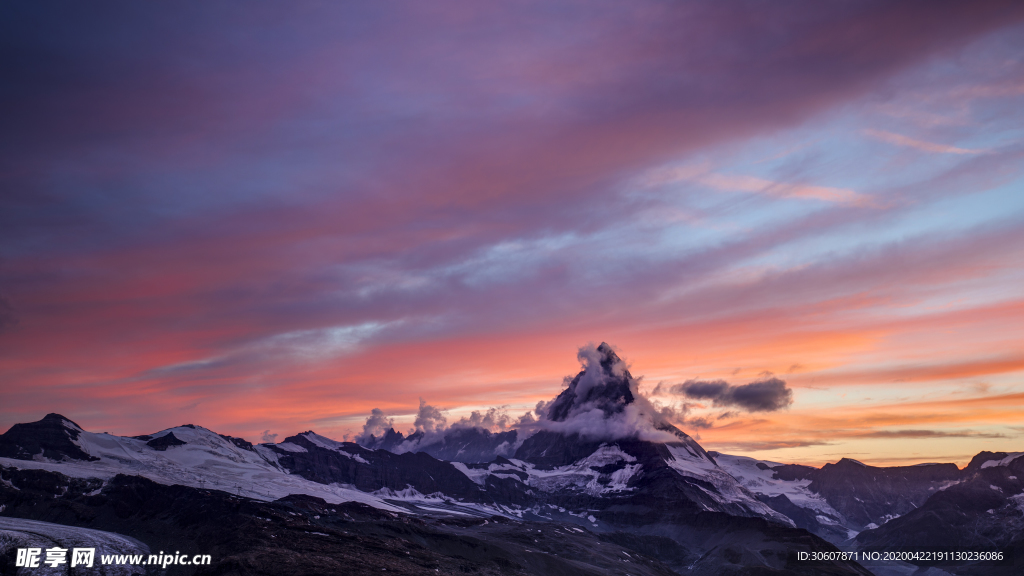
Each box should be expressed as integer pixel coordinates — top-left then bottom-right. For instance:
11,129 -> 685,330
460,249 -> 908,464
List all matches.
274,442 -> 308,453
297,432 -> 370,463
61,419 -> 83,433
935,479 -> 964,492
453,445 -> 644,497
682,452 -> 807,526
981,453 -> 1024,469
451,462 -> 489,485
524,444 -> 643,496
254,444 -> 283,466
299,432 -> 344,450
372,486 -> 448,501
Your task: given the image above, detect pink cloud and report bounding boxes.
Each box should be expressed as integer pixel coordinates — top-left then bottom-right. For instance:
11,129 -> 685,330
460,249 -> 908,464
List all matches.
863,128 -> 987,154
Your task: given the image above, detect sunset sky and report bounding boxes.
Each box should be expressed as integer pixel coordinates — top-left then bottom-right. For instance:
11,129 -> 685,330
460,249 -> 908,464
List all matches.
2,1 -> 1023,467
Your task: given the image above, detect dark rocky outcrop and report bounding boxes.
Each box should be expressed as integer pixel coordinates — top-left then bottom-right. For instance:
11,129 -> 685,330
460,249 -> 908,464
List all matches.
360,426 -> 518,463
756,493 -> 851,543
769,464 -> 817,482
360,427 -> 408,452
546,342 -> 637,422
514,430 -> 607,469
0,413 -> 98,461
217,434 -> 254,451
269,433 -> 486,500
146,431 -> 187,451
417,427 -> 518,463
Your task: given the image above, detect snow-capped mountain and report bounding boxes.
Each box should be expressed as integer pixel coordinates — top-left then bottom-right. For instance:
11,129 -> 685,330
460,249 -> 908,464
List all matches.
0,414 -> 407,512
2,343 -> 1019,575
1,412 -> 865,575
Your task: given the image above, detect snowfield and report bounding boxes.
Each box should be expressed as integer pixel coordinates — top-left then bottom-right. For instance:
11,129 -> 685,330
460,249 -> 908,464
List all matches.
714,454 -> 840,516
0,423 -> 406,512
0,516 -> 149,576
666,447 -> 795,526
0,419 -> 534,520
294,432 -> 370,463
452,445 -> 643,496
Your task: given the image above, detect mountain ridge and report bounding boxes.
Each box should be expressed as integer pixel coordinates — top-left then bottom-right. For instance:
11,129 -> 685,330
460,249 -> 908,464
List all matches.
3,409 -> 1021,575
2,343 -> 1021,574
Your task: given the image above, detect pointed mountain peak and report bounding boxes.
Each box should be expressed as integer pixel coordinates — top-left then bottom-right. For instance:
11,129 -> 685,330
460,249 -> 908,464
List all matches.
834,457 -> 869,468
595,341 -> 620,364
41,413 -> 84,431
514,342 -> 709,468
964,450 -> 1010,472
546,342 -> 635,422
0,413 -> 98,461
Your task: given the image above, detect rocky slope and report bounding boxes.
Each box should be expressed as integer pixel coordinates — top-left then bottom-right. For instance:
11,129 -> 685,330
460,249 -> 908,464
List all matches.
854,452 -> 1024,576
0,465 -> 681,576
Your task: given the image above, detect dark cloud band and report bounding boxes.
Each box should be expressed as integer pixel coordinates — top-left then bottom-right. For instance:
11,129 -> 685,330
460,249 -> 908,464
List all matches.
667,376 -> 793,412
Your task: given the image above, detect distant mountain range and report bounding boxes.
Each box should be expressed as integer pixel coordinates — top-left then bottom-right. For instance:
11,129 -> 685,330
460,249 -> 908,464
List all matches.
1,344 -> 1020,575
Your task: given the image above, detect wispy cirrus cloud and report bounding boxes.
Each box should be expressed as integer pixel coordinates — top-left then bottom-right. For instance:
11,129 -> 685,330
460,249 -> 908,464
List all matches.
862,128 -> 988,154
854,429 -> 1008,439
709,440 -> 833,452
645,164 -> 868,205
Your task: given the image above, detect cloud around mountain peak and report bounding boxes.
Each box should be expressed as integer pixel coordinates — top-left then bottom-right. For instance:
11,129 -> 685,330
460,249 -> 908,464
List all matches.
355,342 -> 693,457
527,342 -> 683,443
